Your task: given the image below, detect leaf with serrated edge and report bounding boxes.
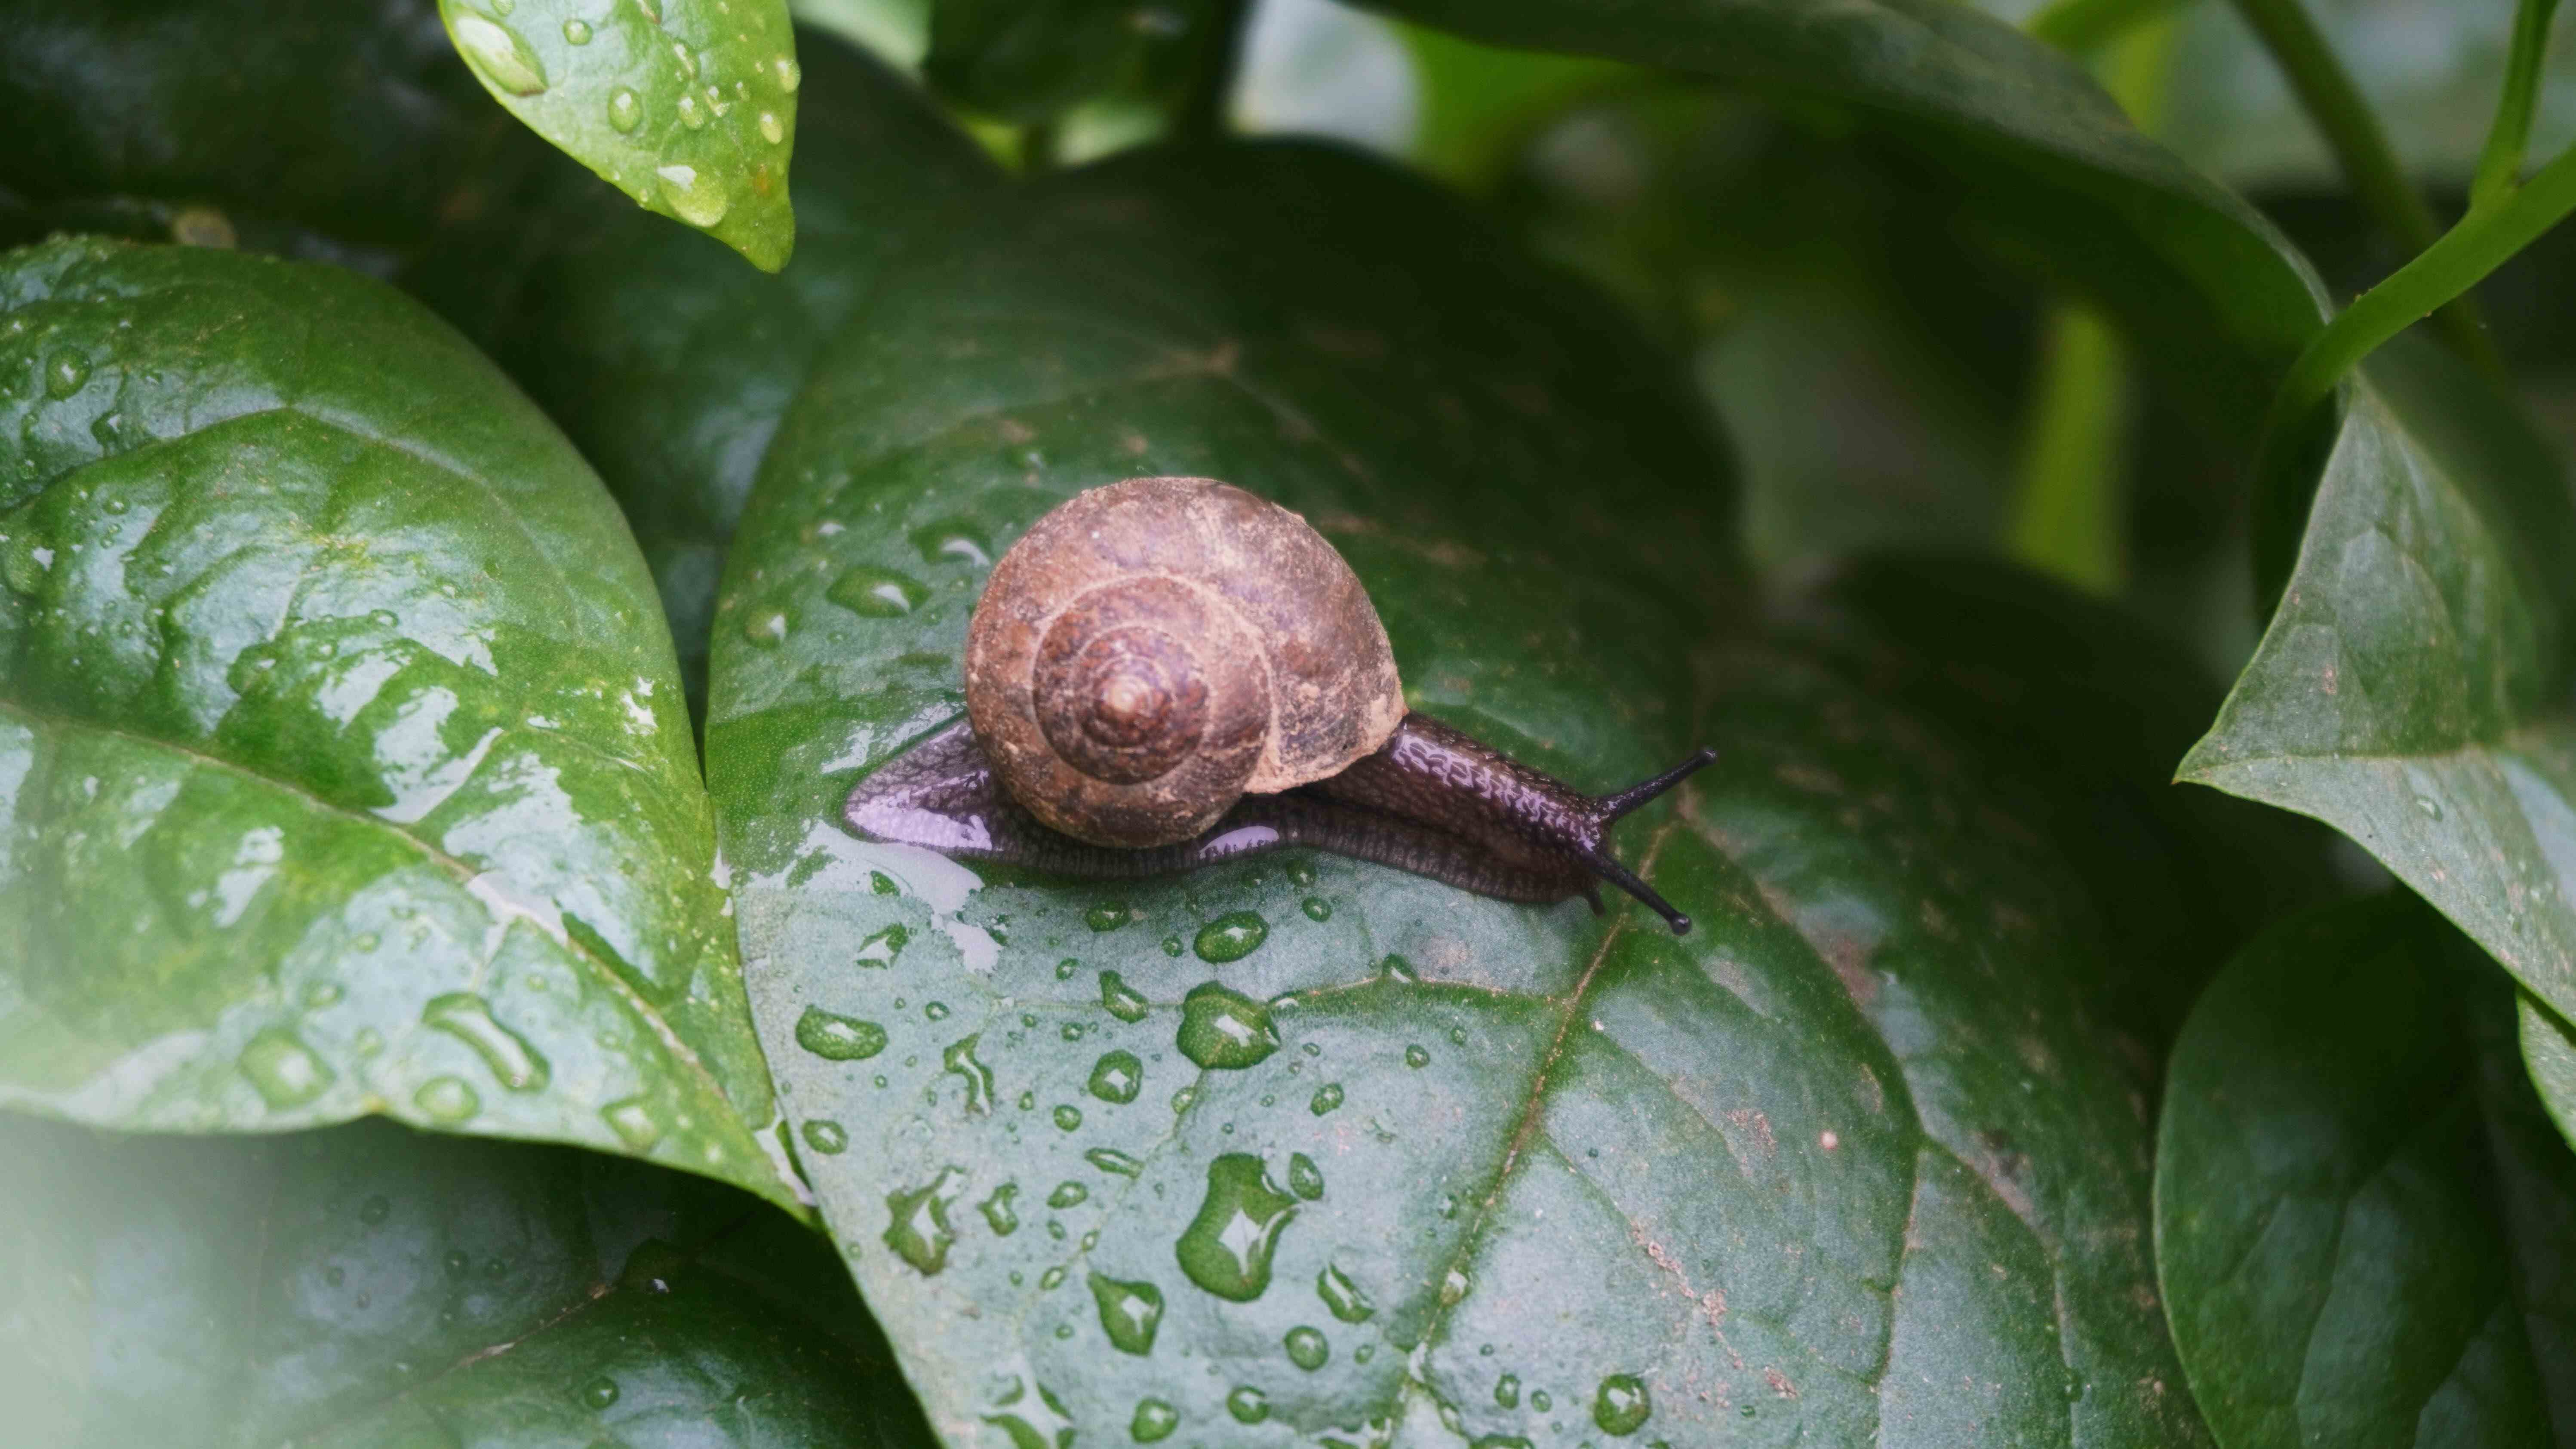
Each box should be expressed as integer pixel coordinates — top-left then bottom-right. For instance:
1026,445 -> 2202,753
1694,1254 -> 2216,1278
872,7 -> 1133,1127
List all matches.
710,142 -> 2210,1449
439,0 -> 801,271
0,238 -> 788,1210
2155,896 -> 2576,1446
2181,335 -> 2576,1112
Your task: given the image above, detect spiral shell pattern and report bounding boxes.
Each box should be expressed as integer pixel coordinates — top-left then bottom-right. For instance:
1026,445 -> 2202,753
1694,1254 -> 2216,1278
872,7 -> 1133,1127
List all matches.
964,477 -> 1405,848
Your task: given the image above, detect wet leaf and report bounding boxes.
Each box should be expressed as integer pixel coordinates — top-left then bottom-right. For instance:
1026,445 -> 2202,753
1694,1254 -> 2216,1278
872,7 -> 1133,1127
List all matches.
406,25 -> 996,719
2155,896 -> 2576,1446
2181,335 -> 2576,1107
0,1114 -> 933,1447
0,238 -> 787,1208
1354,0 -> 2327,438
438,0 -> 802,271
708,142 -> 2212,1448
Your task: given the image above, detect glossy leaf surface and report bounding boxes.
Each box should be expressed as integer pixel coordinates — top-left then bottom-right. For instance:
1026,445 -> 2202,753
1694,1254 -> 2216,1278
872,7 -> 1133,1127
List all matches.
2181,337 -> 2576,1077
437,0 -> 802,271
1352,0 -> 2326,437
710,142 -> 2210,1449
0,239 -> 785,1206
2155,896 -> 2576,1446
0,1115 -> 933,1447
407,26 -> 996,716
924,0 -> 1225,124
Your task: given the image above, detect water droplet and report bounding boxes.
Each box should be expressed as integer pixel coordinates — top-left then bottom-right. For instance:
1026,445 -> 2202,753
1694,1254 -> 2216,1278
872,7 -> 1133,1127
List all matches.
1088,1049 -> 1143,1103
1088,1272 -> 1164,1354
655,163 -> 729,227
771,54 -> 802,90
602,1098 -> 664,1149
2,533 -> 53,596
1176,982 -> 1277,1069
1531,1389 -> 1552,1412
1286,1152 -> 1324,1200
1052,1104 -> 1083,1131
943,1035 -> 996,1113
1496,1374 -> 1521,1408
422,993 -> 549,1092
883,1166 -> 964,1275
607,87 -> 642,131
674,91 -> 709,129
1086,1147 -> 1144,1176
578,1375 -> 619,1409
562,17 -> 592,43
1310,1082 -> 1344,1115
794,1006 -> 886,1060
1316,1261 -> 1374,1322
982,1375 -> 1076,1449
925,1000 -> 951,1021
1085,902 -> 1130,932
301,979 -> 344,1010
978,1182 -> 1020,1234
741,607 -> 788,645
1131,1398 -> 1180,1442
1048,1180 -> 1088,1209
1441,1266 -> 1470,1304
1160,935 -> 1183,957
801,1119 -> 848,1154
844,923 -> 909,967
238,1027 -> 334,1108
452,11 -> 549,94
758,109 -> 784,144
45,350 -> 89,399
827,565 -> 928,616
1226,1385 -> 1270,1424
1193,910 -> 1267,962
357,1194 -> 391,1225
414,1075 -> 480,1123
1594,1374 -> 1651,1435
1301,896 -> 1331,922
1176,1154 -> 1297,1300
2415,795 -> 2444,819
1170,1085 -> 1199,1114
1405,1043 -> 1431,1069
1285,1324 -> 1329,1370
1380,954 -> 1417,982
670,39 -> 699,77
1039,1265 -> 1067,1290
1100,970 -> 1150,1021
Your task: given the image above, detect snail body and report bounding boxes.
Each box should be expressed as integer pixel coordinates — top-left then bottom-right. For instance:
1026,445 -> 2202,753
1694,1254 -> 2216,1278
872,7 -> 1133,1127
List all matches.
845,477 -> 1710,933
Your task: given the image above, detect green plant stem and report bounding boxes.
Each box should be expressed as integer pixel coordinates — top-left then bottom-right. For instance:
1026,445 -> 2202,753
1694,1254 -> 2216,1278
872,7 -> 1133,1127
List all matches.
2226,0 -> 2502,375
2472,0 -> 2564,211
2258,137 -> 2576,480
2029,0 -> 2195,54
1176,0 -> 1253,138
2010,304 -> 2130,593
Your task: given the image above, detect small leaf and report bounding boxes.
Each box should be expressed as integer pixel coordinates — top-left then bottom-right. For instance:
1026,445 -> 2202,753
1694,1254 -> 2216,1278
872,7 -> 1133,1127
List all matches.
0,238 -> 786,1209
709,142 -> 2210,1448
406,25 -> 997,716
2155,896 -> 2576,1446
2181,335 -> 2576,1097
438,0 -> 801,271
0,1115 -> 934,1446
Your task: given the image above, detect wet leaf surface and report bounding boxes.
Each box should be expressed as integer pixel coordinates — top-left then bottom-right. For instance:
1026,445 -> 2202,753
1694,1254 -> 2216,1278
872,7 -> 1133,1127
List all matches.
0,238 -> 787,1208
709,141 -> 2212,1449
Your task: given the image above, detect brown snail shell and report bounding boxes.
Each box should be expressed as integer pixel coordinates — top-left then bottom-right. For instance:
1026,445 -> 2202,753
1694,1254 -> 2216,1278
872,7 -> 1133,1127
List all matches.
963,477 -> 1406,848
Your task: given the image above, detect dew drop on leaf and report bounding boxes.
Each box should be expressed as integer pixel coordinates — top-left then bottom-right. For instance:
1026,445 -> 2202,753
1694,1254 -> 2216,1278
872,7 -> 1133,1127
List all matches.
771,54 -> 802,91
1594,1374 -> 1652,1435
978,1181 -> 1020,1234
237,1027 -> 333,1108
1052,1103 -> 1082,1131
1085,1146 -> 1144,1177
1099,969 -> 1150,1021
578,1375 -> 619,1409
1226,1385 -> 1269,1424
44,351 -> 89,398
1088,1049 -> 1143,1103
1285,1324 -> 1329,1370
1286,1151 -> 1324,1200
942,1035 -> 996,1113
562,17 -> 592,43
981,1375 -> 1075,1449
1085,902 -> 1129,932
883,1166 -> 964,1275
1176,982 -> 1276,1069
601,1097 -> 664,1149
793,1006 -> 885,1061
452,11 -> 548,94
1130,1398 -> 1180,1442
607,87 -> 642,132
1495,1373 -> 1521,1408
1088,1272 -> 1164,1355
827,564 -> 928,615
1310,1081 -> 1343,1115
1193,910 -> 1268,962
422,993 -> 550,1092
759,110 -> 784,144
1317,1261 -> 1374,1322
413,1074 -> 480,1123
1175,1154 -> 1297,1300
801,1119 -> 848,1154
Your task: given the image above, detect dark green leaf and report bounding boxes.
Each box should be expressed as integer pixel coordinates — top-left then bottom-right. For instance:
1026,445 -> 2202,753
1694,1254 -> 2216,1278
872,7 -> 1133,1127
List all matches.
2154,895 -> 2576,1446
0,1115 -> 934,1446
0,238 -> 787,1207
406,25 -> 997,720
1354,0 -> 2327,438
438,0 -> 802,271
925,0 -> 1227,124
0,0 -> 504,249
2180,335 -> 2576,1090
2526,992 -> 2576,1151
708,142 -> 2209,1448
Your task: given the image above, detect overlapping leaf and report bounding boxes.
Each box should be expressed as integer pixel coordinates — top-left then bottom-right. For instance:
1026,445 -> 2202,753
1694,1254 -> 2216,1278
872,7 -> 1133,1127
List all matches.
406,27 -> 996,718
0,239 -> 787,1207
708,141 -> 2216,1448
2155,896 -> 2576,1446
439,0 -> 803,271
0,1115 -> 931,1446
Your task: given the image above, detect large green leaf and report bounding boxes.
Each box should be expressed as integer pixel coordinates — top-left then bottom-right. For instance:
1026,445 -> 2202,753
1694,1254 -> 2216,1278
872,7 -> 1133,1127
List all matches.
406,25 -> 996,719
0,1114 -> 934,1446
2154,895 -> 2576,1446
709,142 -> 2210,1448
2180,335 -> 2576,1121
437,0 -> 802,271
0,0 -> 506,250
922,0 -> 1227,125
1351,0 -> 2327,438
0,238 -> 787,1206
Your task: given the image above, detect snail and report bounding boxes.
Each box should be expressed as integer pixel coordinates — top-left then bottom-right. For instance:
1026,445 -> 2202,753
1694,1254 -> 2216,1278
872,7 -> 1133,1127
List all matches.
843,477 -> 1712,933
